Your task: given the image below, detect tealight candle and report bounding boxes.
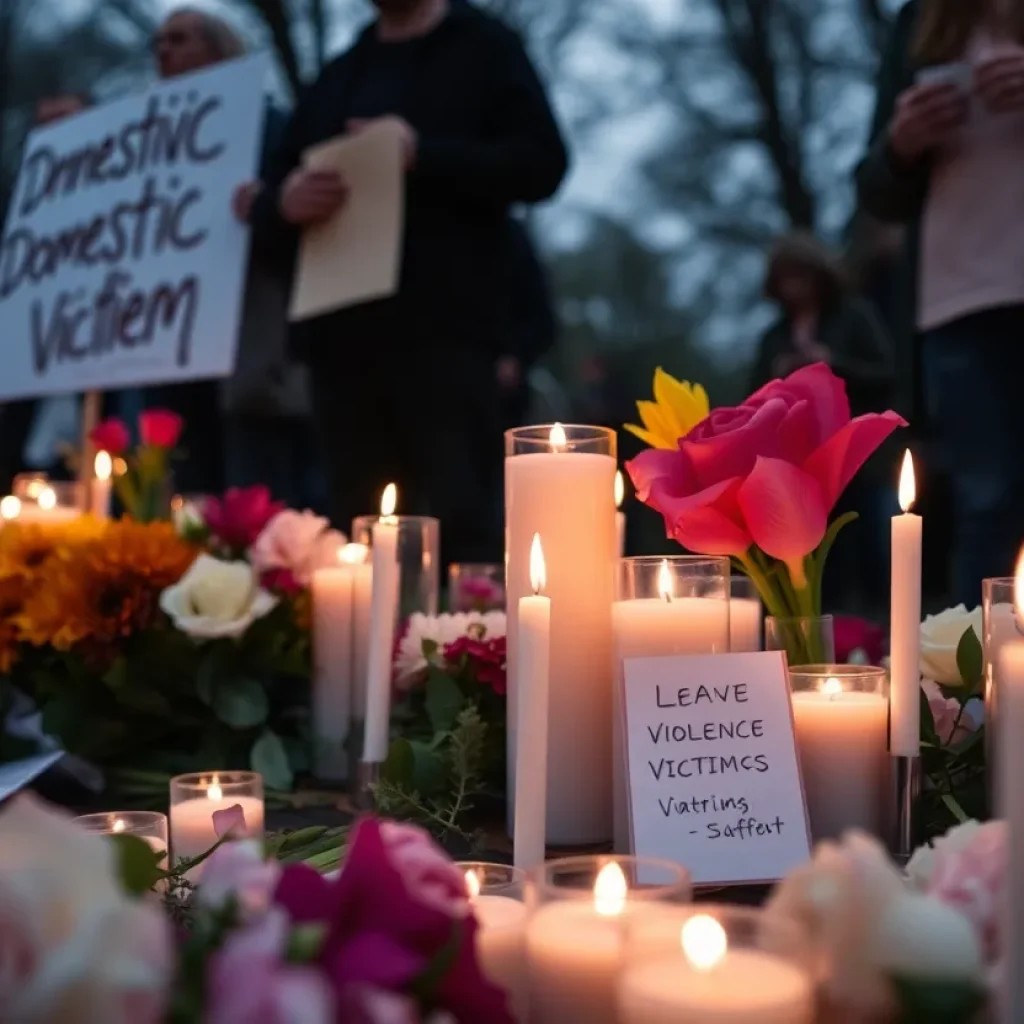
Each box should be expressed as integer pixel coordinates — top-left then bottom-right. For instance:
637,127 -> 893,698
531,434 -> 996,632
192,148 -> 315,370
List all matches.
169,771 -> 264,877
73,810 -> 169,870
619,909 -> 814,1024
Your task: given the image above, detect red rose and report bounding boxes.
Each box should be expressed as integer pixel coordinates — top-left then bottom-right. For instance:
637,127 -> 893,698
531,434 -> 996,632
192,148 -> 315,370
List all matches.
139,409 -> 183,449
204,486 -> 284,551
90,417 -> 131,456
834,615 -> 886,665
628,363 -> 905,580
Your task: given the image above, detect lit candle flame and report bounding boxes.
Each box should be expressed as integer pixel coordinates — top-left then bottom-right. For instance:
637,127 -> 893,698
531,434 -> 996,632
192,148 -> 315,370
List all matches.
822,677 -> 843,698
38,487 -> 56,511
657,558 -> 673,602
530,534 -> 546,595
898,450 -> 916,514
615,471 -> 625,509
112,818 -> 126,834
593,862 -> 627,917
380,483 -> 397,520
464,868 -> 482,901
681,914 -> 727,972
1015,547 -> 1024,619
0,496 -> 21,520
207,777 -> 223,802
94,451 -> 112,482
549,423 -> 567,452
339,542 -> 370,566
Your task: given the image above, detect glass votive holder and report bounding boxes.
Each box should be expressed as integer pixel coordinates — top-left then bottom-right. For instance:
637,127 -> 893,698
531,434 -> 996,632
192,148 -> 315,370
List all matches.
73,810 -> 169,869
449,562 -> 505,612
789,665 -> 889,842
612,556 -> 730,854
458,862 -> 528,1020
8,476 -> 82,523
619,905 -> 816,1024
766,614 -> 836,667
526,855 -> 691,1024
983,577 -> 1014,782
352,513 -> 440,619
730,575 -> 763,652
169,771 -> 264,876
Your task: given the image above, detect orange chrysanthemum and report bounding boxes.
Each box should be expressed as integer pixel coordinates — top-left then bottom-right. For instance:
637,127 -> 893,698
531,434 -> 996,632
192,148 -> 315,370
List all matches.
0,518 -> 105,582
0,575 -> 27,672
17,520 -> 196,651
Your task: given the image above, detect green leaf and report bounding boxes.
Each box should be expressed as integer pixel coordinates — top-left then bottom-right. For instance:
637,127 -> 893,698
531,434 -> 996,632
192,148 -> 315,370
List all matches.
381,737 -> 415,788
810,510 -> 858,612
102,657 -> 129,690
425,670 -> 465,733
196,641 -> 240,705
889,975 -> 986,1024
108,833 -> 166,897
410,739 -> 447,796
251,730 -> 294,790
210,677 -> 269,730
955,626 -> 983,695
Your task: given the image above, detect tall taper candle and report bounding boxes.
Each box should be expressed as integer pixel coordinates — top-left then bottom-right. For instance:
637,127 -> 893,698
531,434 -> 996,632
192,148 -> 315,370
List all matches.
91,451 -> 112,520
890,451 -> 922,756
514,534 -> 551,870
362,485 -> 400,764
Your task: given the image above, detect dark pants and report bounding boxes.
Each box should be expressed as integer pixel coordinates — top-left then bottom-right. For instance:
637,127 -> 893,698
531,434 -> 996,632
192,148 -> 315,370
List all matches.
308,345 -> 502,565
923,306 -> 1024,606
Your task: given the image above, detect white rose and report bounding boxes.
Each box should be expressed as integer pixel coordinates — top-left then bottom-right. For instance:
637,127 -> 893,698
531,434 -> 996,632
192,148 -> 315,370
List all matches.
160,554 -> 277,639
0,794 -> 171,1022
906,819 -> 985,891
920,605 -> 982,686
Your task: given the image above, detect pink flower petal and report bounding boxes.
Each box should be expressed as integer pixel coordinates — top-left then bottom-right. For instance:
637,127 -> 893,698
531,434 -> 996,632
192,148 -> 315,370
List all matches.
737,457 -> 828,570
751,362 -> 851,442
212,804 -> 246,839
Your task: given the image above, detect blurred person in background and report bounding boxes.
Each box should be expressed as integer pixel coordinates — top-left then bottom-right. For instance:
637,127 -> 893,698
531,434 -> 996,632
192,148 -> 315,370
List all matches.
751,232 -> 895,612
858,0 -> 1024,606
252,0 -> 568,562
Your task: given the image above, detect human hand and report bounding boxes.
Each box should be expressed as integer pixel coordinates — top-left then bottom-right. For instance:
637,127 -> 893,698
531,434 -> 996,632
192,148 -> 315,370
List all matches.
348,116 -> 418,169
232,181 -> 262,223
976,47 -> 1024,114
496,355 -> 521,389
889,82 -> 969,163
279,168 -> 349,226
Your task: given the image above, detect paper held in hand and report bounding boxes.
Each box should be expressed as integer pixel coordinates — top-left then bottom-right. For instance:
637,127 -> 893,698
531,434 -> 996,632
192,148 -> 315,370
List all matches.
289,120 -> 405,322
623,651 -> 811,886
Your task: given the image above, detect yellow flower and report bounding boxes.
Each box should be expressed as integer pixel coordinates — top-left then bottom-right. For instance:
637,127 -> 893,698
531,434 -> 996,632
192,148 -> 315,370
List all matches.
625,368 -> 710,449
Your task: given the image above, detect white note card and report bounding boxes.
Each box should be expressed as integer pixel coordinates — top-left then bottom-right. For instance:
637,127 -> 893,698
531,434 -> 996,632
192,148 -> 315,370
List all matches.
623,651 -> 811,886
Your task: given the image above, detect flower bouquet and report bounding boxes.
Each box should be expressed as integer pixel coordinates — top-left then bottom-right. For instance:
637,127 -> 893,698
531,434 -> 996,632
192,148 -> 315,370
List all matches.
0,793 -> 514,1023
627,364 -> 905,665
375,612 -> 507,849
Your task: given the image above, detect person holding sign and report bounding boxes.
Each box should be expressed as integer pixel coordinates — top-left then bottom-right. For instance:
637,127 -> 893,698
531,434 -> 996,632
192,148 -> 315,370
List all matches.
253,0 -> 568,559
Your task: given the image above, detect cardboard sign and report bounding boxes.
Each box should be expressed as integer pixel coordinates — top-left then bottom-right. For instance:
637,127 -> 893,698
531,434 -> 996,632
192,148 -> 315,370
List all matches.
623,651 -> 811,886
289,121 -> 404,322
0,53 -> 270,400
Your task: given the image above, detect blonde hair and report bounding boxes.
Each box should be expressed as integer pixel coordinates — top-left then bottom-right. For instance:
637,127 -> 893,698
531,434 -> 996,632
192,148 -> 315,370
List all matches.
914,0 -> 1024,63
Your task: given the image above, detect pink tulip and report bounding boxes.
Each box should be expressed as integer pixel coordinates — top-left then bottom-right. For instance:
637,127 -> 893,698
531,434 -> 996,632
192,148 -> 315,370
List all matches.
628,363 -> 906,569
90,418 -> 131,457
138,409 -> 183,449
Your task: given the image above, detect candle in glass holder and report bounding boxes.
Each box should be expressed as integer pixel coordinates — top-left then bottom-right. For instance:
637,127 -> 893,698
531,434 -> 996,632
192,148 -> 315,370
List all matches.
790,667 -> 888,841
729,576 -> 763,653
73,811 -> 169,870
615,470 -> 626,559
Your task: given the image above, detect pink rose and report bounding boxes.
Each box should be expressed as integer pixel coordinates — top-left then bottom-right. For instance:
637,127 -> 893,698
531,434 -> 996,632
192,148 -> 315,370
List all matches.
627,364 -> 905,575
205,487 -> 285,551
206,908 -> 334,1024
927,820 -> 1007,961
249,510 -> 346,587
138,409 -> 183,449
213,804 -> 247,839
198,840 -> 281,920
922,680 -> 983,747
90,418 -> 131,456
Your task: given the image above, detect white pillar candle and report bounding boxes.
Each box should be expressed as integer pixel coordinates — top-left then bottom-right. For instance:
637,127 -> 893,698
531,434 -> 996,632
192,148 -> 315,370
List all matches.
466,870 -> 528,1020
998,552 -> 1024,1022
611,562 -> 729,852
615,471 -> 626,560
351,557 -> 374,722
363,484 -> 401,764
527,863 -> 631,1024
506,424 -> 617,844
890,451 -> 922,756
791,677 -> 888,841
729,598 -> 762,653
91,451 -> 113,520
311,543 -> 369,781
514,534 -> 551,871
618,915 -> 813,1024
170,788 -> 265,875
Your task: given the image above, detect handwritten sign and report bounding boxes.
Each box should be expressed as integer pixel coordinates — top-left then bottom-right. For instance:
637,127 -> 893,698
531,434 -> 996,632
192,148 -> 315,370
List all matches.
623,652 -> 811,886
0,53 -> 270,400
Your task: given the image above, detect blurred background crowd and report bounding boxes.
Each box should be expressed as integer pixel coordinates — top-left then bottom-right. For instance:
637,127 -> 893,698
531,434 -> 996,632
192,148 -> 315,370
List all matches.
2,0 -> 1021,616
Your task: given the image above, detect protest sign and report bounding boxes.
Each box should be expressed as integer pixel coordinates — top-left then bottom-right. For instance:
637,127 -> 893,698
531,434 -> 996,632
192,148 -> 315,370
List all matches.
0,53 -> 269,400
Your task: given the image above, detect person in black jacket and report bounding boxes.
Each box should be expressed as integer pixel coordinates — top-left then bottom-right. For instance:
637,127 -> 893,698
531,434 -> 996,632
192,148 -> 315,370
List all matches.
252,0 -> 568,561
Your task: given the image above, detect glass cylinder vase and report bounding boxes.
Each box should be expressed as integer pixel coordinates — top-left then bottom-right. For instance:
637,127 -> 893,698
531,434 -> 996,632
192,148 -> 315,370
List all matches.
505,425 -> 617,846
983,576 -> 1016,795
766,615 -> 836,667
351,514 -> 440,620
789,665 -> 889,842
611,556 -> 730,853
